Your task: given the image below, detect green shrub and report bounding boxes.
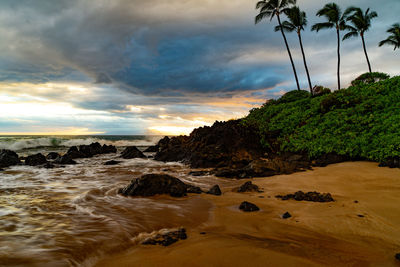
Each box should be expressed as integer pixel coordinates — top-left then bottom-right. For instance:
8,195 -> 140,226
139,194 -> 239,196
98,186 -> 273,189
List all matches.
243,76 -> 400,162
351,72 -> 390,87
276,90 -> 310,104
312,85 -> 331,97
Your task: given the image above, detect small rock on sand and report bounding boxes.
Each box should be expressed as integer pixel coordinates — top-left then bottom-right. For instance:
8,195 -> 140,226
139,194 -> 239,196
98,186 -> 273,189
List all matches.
207,185 -> 222,196
142,228 -> 187,246
239,201 -> 260,212
282,212 -> 292,219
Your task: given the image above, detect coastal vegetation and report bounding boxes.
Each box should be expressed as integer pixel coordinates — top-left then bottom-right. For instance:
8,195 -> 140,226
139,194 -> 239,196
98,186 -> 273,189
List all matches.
243,75 -> 400,163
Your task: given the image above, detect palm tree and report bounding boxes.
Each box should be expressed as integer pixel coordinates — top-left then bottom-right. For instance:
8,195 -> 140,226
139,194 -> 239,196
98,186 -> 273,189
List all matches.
275,6 -> 313,93
343,7 -> 378,73
379,23 -> 400,50
312,3 -> 350,90
255,0 -> 300,91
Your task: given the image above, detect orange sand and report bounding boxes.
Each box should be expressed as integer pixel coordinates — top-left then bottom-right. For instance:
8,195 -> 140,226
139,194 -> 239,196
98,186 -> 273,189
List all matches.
96,162 -> 400,266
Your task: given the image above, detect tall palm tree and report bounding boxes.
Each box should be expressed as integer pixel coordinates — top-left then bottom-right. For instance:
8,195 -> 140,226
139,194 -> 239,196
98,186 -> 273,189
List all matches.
343,7 -> 378,73
255,0 -> 300,91
275,6 -> 313,93
312,3 -> 350,90
379,23 -> 400,50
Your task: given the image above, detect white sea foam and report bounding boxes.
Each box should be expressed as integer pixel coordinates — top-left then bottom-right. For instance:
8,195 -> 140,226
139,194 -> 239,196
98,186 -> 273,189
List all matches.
0,136 -> 163,151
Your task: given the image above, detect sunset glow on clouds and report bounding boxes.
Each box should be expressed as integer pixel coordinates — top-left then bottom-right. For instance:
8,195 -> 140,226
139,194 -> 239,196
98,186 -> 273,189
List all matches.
0,0 -> 399,135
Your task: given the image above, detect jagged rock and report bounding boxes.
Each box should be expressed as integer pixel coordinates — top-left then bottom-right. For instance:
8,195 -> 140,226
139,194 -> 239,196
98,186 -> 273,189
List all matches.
155,120 -> 264,168
207,185 -> 222,196
237,181 -> 262,193
313,153 -> 349,167
121,146 -> 146,159
25,153 -> 47,166
379,157 -> 400,168
144,145 -> 159,152
186,185 -> 203,194
239,201 -> 260,212
142,228 -> 187,246
102,144 -> 117,154
46,152 -> 60,160
282,212 -> 292,219
104,160 -> 121,165
119,174 -> 188,197
276,191 -> 334,202
79,142 -> 102,157
54,154 -> 77,165
0,149 -> 20,168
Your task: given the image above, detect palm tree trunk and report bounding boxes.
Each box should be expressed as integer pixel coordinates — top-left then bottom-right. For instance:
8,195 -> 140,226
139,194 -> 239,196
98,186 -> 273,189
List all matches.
361,34 -> 372,72
336,28 -> 341,90
298,32 -> 313,94
277,14 -> 300,91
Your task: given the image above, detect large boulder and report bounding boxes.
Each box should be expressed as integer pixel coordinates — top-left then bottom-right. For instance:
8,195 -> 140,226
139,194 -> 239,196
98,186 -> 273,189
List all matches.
25,153 -> 47,166
102,144 -> 117,154
66,143 -> 117,159
121,146 -> 146,159
0,149 -> 20,168
144,145 -> 159,153
79,142 -> 103,157
155,120 -> 264,168
119,174 -> 188,197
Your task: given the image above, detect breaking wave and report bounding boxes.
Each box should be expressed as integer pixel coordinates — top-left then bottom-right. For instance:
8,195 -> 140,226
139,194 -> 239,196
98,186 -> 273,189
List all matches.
0,136 -> 163,151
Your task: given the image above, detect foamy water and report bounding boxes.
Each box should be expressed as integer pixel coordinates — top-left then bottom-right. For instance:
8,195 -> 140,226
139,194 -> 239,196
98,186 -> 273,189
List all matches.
0,136 -> 236,266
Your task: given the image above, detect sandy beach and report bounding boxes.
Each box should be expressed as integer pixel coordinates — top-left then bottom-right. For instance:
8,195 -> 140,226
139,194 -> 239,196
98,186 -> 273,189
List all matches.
96,162 -> 400,266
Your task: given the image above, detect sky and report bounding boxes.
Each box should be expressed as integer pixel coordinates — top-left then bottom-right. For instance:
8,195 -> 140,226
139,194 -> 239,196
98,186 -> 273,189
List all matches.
0,0 -> 399,135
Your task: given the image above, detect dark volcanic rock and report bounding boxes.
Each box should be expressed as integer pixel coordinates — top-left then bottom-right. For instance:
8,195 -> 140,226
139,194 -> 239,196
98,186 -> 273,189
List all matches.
155,120 -> 264,168
142,228 -> 187,246
237,181 -> 261,193
186,185 -> 203,194
395,253 -> 400,261
282,212 -> 292,219
144,145 -> 159,153
104,160 -> 121,165
379,157 -> 400,168
121,146 -> 146,159
46,152 -> 60,160
276,191 -> 334,202
0,149 -> 20,168
313,153 -> 349,167
207,185 -> 222,196
25,153 -> 47,166
54,155 -> 77,165
119,174 -> 188,197
239,201 -> 260,212
67,143 -> 117,159
102,144 -> 117,154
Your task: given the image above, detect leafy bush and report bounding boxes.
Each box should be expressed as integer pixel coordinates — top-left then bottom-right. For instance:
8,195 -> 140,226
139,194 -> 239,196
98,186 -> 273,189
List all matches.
351,72 -> 390,87
312,85 -> 331,97
276,90 -> 310,104
243,76 -> 400,162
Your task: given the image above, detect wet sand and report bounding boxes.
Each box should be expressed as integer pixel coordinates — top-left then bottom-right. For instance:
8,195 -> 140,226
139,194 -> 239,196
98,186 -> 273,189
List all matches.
96,162 -> 400,266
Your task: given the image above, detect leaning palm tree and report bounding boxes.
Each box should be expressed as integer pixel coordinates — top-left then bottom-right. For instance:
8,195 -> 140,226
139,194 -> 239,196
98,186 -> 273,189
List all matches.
275,6 -> 313,93
255,0 -> 300,91
379,23 -> 400,50
312,3 -> 350,90
343,7 -> 378,73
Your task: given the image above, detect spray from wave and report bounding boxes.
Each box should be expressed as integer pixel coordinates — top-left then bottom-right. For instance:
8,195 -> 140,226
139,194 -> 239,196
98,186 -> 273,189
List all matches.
0,136 -> 163,152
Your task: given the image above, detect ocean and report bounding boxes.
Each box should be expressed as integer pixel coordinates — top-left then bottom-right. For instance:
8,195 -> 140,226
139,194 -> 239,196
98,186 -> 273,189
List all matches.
0,135 -> 234,266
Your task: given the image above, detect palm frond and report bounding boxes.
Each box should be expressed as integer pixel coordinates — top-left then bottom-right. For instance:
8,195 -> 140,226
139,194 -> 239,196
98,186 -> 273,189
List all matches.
311,22 -> 334,32
342,31 -> 358,41
255,11 -> 273,24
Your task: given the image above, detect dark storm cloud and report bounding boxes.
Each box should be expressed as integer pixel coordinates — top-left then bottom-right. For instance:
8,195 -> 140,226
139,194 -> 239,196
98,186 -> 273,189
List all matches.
0,0 -> 399,98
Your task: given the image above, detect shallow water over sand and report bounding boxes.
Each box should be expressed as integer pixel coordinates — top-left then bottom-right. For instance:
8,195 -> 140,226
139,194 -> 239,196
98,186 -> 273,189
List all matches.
0,146 -> 238,266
